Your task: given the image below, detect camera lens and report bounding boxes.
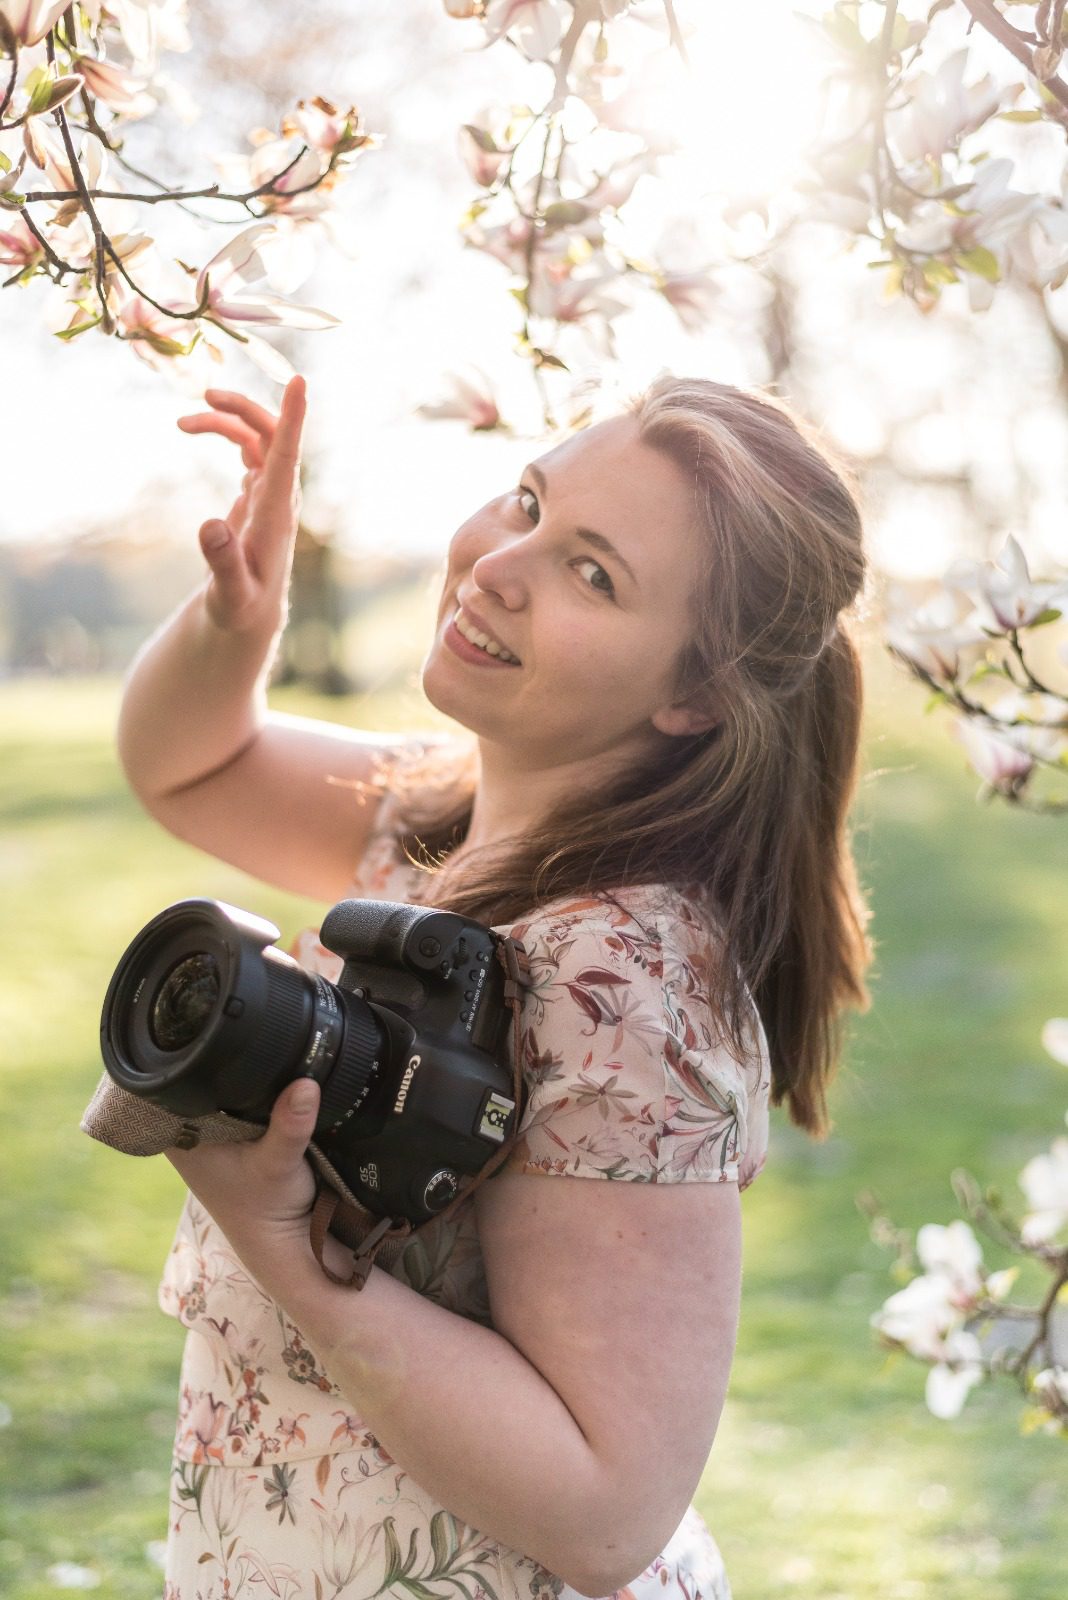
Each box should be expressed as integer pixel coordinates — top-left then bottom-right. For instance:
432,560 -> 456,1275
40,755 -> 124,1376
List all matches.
150,952 -> 221,1051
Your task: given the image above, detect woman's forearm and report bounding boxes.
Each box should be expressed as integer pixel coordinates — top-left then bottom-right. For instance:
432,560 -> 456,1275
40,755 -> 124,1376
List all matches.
117,581 -> 282,800
233,1228 -> 619,1597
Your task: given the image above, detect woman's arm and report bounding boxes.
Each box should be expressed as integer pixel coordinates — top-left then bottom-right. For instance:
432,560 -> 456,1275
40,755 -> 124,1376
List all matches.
167,1082 -> 742,1598
118,380 -> 409,900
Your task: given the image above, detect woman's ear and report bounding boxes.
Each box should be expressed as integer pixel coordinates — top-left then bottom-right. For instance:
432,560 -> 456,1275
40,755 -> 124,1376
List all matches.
651,699 -> 719,738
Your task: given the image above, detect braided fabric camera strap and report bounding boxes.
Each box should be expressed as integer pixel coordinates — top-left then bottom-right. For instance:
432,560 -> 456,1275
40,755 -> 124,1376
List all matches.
308,933 -> 530,1291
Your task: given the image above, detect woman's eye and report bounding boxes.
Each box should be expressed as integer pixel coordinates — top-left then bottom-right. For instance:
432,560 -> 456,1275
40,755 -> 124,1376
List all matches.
517,486 -> 539,522
574,558 -> 615,599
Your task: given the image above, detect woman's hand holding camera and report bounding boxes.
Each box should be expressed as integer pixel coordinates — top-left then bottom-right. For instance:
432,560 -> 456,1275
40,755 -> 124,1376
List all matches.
177,375 -> 307,639
166,1077 -> 323,1271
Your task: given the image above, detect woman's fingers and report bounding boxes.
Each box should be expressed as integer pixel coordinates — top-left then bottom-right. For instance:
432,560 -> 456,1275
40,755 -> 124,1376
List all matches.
178,411 -> 264,470
202,388 -> 280,450
198,516 -> 257,622
243,378 -> 307,570
261,376 -> 307,496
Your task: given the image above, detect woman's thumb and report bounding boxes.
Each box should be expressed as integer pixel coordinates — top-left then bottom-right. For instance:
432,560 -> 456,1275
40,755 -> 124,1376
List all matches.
200,518 -> 232,555
276,1077 -> 320,1135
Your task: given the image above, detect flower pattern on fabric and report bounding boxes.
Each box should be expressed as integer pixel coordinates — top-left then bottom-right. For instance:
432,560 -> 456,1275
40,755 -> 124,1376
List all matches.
159,769 -> 765,1596
504,887 -> 769,1187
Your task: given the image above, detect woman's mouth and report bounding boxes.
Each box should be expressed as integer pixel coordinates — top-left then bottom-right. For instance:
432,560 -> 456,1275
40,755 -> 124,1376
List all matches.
445,607 -> 522,668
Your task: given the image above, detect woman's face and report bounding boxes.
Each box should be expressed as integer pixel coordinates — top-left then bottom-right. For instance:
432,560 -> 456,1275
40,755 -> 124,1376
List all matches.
422,413 -> 712,770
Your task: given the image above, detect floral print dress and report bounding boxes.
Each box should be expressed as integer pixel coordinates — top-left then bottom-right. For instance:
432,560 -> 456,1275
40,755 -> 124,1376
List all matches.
158,790 -> 772,1600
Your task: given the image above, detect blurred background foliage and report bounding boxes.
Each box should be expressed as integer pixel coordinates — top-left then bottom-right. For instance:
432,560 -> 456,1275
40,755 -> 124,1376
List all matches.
2,624 -> 1067,1598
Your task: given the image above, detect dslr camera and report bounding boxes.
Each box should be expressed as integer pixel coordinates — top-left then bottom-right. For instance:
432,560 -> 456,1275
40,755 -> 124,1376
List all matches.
100,897 -> 525,1225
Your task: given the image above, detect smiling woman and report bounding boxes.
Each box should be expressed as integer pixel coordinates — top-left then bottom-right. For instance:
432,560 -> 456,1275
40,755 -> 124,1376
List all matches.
91,368 -> 873,1600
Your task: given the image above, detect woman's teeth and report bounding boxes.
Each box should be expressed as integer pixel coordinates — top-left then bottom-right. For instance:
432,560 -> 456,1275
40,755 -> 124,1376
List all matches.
454,610 -> 520,663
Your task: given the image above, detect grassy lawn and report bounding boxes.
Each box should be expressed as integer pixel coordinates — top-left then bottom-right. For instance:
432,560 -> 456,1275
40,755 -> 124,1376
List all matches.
1,638 -> 1065,1598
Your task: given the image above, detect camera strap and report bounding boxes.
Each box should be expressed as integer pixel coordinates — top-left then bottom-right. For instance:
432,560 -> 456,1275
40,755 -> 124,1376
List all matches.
308,932 -> 531,1291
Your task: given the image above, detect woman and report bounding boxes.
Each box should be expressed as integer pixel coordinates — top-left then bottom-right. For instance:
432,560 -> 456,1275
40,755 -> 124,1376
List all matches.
110,372 -> 873,1599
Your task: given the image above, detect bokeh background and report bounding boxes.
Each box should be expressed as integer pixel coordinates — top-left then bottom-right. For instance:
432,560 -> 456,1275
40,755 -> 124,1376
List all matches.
2,2 -> 1067,1596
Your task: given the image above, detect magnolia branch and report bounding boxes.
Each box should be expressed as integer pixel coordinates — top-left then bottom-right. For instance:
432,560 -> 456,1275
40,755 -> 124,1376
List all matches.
960,0 -> 1068,114
19,144 -> 322,208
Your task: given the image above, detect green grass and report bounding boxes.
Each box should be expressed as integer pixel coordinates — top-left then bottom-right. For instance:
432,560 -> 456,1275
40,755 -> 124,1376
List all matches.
1,648 -> 1065,1598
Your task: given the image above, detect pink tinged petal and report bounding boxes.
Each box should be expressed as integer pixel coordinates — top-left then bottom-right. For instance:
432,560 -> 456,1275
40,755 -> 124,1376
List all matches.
238,330 -> 298,384
0,0 -> 68,46
75,54 -> 151,113
243,218 -> 319,295
1018,1138 -> 1068,1225
952,716 -> 1033,788
458,125 -> 509,188
0,214 -> 41,265
210,290 -> 339,329
196,222 -> 281,298
916,1220 -> 983,1292
0,152 -> 26,196
925,1346 -> 984,1419
417,368 -> 501,430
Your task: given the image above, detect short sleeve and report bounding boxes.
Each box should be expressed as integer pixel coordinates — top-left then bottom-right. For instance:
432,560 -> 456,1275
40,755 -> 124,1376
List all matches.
500,890 -> 771,1187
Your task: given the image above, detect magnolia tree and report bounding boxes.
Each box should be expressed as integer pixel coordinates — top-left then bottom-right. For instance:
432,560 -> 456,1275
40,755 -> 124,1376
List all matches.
0,0 -> 374,378
875,541 -> 1068,1435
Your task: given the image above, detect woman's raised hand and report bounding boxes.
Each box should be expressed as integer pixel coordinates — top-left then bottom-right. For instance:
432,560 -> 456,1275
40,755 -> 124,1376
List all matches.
177,375 -> 307,637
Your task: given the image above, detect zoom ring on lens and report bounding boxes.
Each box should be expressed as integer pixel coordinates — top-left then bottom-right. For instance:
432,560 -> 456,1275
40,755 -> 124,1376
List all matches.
316,1001 -> 386,1133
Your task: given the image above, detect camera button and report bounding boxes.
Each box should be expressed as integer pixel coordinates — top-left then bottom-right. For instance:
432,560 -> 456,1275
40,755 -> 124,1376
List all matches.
464,989 -> 474,1001
223,996 -> 244,1019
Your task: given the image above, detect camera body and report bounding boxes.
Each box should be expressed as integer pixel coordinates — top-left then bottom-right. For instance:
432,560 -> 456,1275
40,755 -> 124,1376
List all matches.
100,897 -> 525,1225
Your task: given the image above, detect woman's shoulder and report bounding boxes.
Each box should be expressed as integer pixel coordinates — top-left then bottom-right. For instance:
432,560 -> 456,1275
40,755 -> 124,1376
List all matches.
498,880 -> 723,958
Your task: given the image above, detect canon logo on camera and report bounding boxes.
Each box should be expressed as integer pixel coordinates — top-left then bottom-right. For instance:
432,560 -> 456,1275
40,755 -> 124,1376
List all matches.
393,1053 -> 421,1115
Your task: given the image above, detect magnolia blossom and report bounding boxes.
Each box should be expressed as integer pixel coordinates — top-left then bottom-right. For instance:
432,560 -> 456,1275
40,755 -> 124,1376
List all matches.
883,586 -> 990,685
481,0 -> 570,62
527,253 -> 630,323
463,213 -> 534,274
287,97 -> 366,156
191,222 -> 339,381
115,289 -> 199,370
0,0 -> 68,46
951,715 -> 1034,790
1042,1018 -> 1068,1067
416,368 -> 503,431
944,534 -> 1068,633
925,1328 -> 985,1419
894,159 -> 1036,261
1031,1366 -> 1068,1424
871,1222 -> 1003,1419
1019,1126 -> 1068,1245
93,0 -> 192,76
0,212 -> 42,269
195,222 -> 339,331
916,1220 -> 984,1297
73,53 -> 155,118
873,1270 -> 969,1362
657,269 -> 719,333
458,123 -> 512,188
1007,201 -> 1068,294
888,50 -> 1001,166
0,149 -> 26,203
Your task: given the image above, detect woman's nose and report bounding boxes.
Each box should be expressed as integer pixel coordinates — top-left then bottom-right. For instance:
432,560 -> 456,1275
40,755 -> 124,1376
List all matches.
471,539 -> 527,611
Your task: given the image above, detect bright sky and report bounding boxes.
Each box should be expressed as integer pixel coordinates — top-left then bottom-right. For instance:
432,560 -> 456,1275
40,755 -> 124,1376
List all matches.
3,0 -> 1066,583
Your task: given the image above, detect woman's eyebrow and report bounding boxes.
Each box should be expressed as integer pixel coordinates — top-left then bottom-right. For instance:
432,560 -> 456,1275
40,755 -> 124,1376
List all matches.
524,462 -> 639,588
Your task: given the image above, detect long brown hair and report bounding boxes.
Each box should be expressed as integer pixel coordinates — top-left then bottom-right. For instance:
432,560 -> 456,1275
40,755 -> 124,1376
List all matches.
375,375 -> 874,1138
